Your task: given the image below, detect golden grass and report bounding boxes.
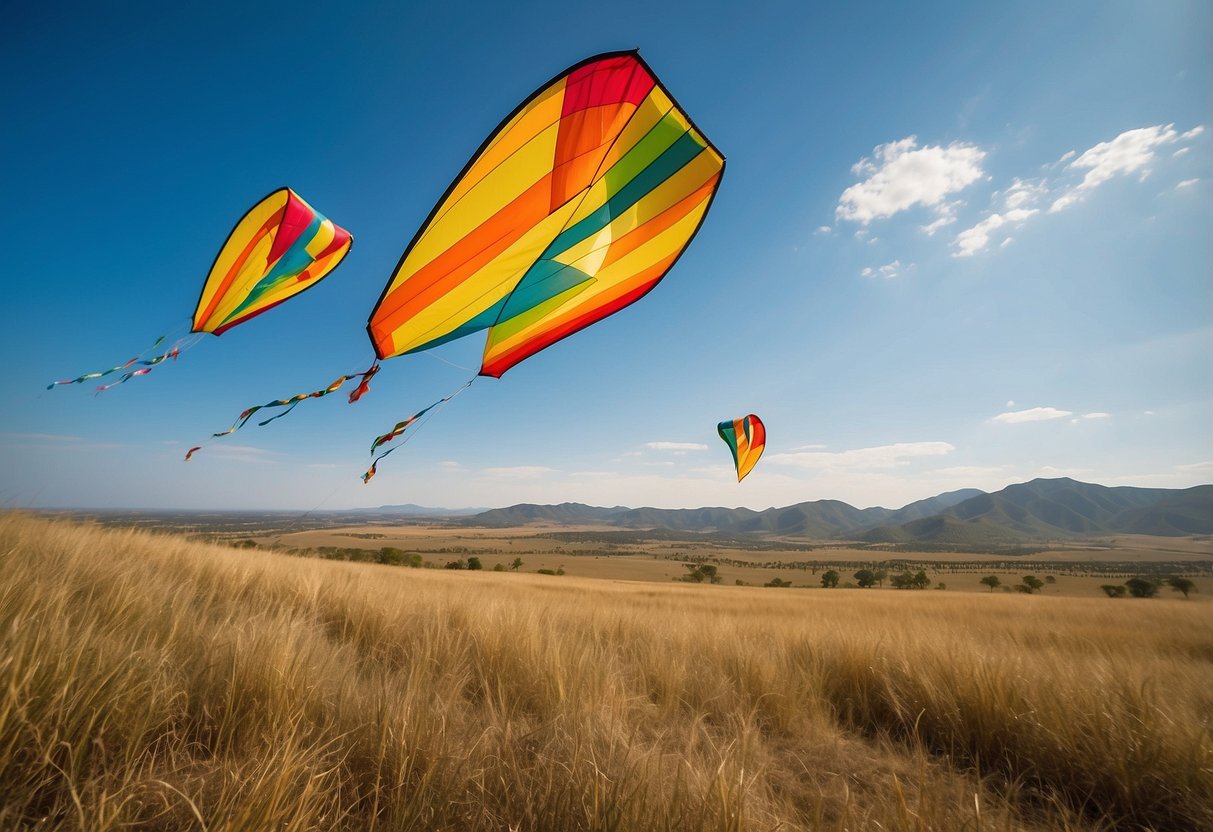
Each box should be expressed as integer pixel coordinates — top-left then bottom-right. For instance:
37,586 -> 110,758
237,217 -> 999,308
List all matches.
2,512 -> 1210,831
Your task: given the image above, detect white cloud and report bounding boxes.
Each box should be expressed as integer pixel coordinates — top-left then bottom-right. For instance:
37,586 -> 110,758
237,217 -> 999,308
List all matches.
1005,400 -> 1015,407
992,406 -> 1072,424
952,208 -> 1038,257
767,441 -> 955,471
1049,124 -> 1184,213
836,136 -> 987,224
1082,412 -> 1110,420
1000,237 -> 1014,248
1058,150 -> 1077,163
1175,178 -> 1199,190
644,442 -> 709,452
1173,147 -> 1191,158
1002,178 -> 1048,209
861,259 -> 909,279
815,225 -> 833,235
1180,125 -> 1205,140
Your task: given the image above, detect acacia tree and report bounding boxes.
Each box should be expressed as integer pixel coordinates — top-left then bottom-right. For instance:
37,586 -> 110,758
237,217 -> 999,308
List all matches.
820,570 -> 840,588
1166,577 -> 1196,599
980,575 -> 1001,592
911,570 -> 931,590
1126,577 -> 1159,598
853,569 -> 876,588
1022,575 -> 1044,594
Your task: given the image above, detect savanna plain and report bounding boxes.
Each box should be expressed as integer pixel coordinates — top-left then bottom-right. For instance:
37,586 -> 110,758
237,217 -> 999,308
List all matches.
2,512 -> 1211,831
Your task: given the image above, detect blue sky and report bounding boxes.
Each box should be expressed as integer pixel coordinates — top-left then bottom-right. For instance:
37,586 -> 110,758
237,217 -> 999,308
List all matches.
2,0 -> 1209,511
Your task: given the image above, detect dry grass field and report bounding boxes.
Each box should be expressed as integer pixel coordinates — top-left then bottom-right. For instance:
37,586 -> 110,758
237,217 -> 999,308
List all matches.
2,512 -> 1211,830
264,523 -> 1213,596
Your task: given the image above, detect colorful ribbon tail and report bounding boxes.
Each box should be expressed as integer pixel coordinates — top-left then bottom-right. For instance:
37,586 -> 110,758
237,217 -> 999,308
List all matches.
361,462 -> 377,484
185,446 -> 202,461
48,335 -> 171,390
347,363 -> 380,404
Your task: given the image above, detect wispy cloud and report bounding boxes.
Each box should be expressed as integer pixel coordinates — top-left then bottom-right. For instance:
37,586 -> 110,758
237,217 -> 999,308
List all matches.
767,441 -> 955,471
1174,178 -> 1199,190
1049,124 -> 1188,213
836,136 -> 986,224
953,208 -> 1038,257
644,442 -> 709,452
931,123 -> 1198,257
992,406 -> 1072,424
3,432 -> 81,442
861,259 -> 910,279
480,466 -> 555,479
202,444 -> 279,464
1082,412 -> 1110,420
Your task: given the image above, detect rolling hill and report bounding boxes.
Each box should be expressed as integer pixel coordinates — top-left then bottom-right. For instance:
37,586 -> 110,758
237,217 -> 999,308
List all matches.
462,480 -> 1212,541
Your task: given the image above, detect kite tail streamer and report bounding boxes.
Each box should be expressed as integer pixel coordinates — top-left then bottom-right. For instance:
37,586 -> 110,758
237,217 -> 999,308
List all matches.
210,364 -> 380,440
94,343 -> 186,392
361,378 -> 475,484
347,363 -> 380,403
48,335 -> 168,389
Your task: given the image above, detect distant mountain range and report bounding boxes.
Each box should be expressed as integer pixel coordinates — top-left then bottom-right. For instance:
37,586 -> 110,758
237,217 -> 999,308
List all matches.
460,479 -> 1213,542
367,504 -> 488,517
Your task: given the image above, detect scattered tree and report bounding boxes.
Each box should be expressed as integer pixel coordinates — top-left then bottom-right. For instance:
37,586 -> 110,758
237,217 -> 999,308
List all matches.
444,559 -> 467,570
1166,577 -> 1196,599
874,569 -> 888,588
853,569 -> 876,588
467,556 -> 483,570
492,563 -> 506,572
1021,575 -> 1044,594
510,557 -> 524,571
682,563 -> 722,584
765,577 -> 793,588
980,575 -> 1001,592
1044,575 -> 1057,584
1101,584 -> 1127,598
1125,577 -> 1159,598
911,570 -> 931,590
820,570 -> 840,588
890,571 -> 913,589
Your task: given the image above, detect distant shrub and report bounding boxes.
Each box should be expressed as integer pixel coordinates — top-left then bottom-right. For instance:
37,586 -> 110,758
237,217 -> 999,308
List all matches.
537,568 -> 557,576
1125,577 -> 1159,598
820,570 -> 839,588
467,557 -> 483,571
444,559 -> 467,570
765,577 -> 792,588
1101,584 -> 1128,598
492,563 -> 506,572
